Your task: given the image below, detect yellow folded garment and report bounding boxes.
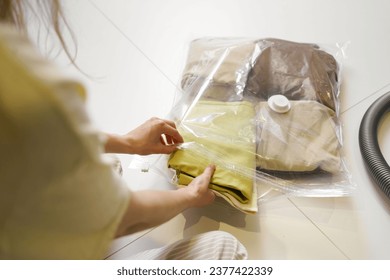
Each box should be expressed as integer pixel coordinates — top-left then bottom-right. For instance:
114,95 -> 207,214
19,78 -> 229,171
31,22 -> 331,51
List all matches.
168,100 -> 257,213
256,100 -> 341,173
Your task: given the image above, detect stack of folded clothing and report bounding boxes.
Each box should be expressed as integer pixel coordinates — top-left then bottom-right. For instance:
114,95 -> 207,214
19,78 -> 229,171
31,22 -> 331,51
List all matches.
168,38 -> 343,214
168,99 -> 258,213
248,39 -> 341,174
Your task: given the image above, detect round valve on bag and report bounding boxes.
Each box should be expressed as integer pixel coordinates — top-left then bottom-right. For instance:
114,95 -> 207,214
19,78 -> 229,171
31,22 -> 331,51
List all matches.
268,95 -> 291,113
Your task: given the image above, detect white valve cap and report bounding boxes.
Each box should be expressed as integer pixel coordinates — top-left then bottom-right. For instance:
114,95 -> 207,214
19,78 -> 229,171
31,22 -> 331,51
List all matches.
268,95 -> 291,113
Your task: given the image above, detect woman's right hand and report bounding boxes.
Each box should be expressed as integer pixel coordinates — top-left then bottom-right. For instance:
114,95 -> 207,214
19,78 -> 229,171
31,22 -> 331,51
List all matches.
181,164 -> 216,208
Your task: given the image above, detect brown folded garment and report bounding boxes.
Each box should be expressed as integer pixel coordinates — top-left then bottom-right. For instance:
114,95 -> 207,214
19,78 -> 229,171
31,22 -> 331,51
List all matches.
246,38 -> 339,111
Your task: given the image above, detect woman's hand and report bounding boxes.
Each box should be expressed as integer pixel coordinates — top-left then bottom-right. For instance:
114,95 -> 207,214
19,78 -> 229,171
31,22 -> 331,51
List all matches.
105,117 -> 184,155
115,164 -> 216,237
182,164 -> 216,208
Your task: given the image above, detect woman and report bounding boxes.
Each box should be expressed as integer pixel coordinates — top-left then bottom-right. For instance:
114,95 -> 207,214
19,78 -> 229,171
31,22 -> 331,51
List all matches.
0,0 -> 247,259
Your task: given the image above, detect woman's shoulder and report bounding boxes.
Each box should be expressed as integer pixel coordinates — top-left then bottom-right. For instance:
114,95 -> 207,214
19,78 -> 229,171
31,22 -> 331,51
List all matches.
0,22 -> 96,160
1,23 -> 86,97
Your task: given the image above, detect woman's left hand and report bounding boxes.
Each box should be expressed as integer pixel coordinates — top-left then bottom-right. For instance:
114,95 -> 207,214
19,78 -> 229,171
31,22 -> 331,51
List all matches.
105,117 -> 184,155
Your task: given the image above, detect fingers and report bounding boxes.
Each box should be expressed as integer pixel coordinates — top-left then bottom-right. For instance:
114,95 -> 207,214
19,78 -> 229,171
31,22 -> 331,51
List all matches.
185,164 -> 216,208
162,134 -> 176,145
193,164 -> 216,188
159,118 -> 184,144
189,164 -> 215,184
198,164 -> 216,203
161,119 -> 178,129
157,140 -> 180,154
202,164 -> 216,180
155,118 -> 184,154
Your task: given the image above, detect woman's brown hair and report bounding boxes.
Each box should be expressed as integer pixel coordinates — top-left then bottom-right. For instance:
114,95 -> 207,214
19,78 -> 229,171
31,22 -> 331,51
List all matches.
0,0 -> 77,65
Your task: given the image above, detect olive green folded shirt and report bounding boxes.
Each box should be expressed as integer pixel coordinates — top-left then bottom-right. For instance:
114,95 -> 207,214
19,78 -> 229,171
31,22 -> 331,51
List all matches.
168,100 -> 257,211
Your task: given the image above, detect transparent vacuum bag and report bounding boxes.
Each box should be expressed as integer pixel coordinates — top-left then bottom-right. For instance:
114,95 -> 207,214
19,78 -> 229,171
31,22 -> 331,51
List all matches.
164,38 -> 354,213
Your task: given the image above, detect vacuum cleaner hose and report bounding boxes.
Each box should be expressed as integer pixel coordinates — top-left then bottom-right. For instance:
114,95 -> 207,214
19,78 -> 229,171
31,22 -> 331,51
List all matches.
359,91 -> 390,198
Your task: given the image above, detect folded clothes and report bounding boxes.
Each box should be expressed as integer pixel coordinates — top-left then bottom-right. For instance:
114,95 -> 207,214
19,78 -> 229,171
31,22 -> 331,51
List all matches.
181,80 -> 245,102
168,99 -> 258,213
181,38 -> 256,92
246,38 -> 339,111
169,37 -> 349,204
255,100 -> 341,173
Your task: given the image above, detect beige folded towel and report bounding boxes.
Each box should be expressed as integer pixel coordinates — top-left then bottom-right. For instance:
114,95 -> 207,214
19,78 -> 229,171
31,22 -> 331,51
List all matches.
256,100 -> 341,173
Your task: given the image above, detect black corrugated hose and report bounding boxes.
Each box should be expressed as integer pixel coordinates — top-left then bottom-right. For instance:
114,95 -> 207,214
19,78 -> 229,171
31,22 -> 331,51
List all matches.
359,91 -> 390,198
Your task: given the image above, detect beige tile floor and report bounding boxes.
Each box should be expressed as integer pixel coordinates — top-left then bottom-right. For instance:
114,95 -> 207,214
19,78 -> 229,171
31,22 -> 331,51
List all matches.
53,0 -> 390,259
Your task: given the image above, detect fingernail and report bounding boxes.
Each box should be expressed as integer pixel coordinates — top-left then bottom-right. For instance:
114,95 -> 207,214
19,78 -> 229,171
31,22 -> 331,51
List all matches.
208,164 -> 216,170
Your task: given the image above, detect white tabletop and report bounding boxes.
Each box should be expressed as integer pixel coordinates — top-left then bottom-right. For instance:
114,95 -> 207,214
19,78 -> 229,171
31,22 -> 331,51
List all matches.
56,0 -> 390,259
